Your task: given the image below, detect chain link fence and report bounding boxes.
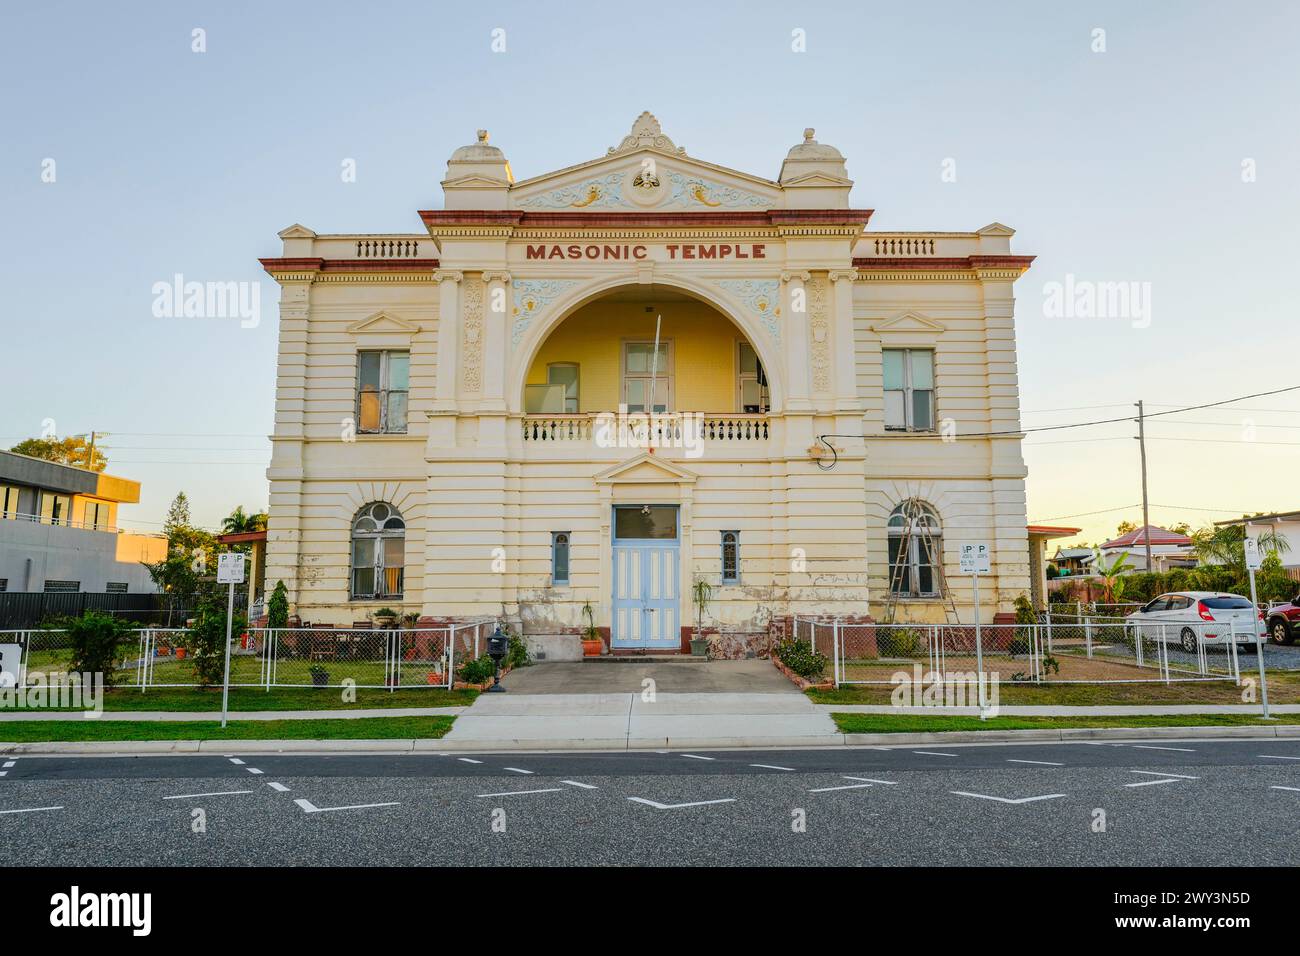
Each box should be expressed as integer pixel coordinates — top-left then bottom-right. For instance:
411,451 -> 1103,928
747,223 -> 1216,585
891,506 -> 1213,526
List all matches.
806,616 -> 1264,688
1,623 -> 496,691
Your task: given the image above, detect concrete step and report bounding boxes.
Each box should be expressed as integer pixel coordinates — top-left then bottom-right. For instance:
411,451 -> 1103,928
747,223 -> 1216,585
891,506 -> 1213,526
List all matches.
584,654 -> 705,663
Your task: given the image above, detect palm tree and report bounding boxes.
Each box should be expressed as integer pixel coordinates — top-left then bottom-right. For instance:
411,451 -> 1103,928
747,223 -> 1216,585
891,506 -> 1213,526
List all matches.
1091,549 -> 1133,604
1190,523 -> 1288,571
222,506 -> 268,535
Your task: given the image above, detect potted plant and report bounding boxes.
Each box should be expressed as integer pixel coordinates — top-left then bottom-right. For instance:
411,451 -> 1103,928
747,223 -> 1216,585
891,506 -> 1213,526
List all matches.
373,607 -> 398,627
580,601 -> 603,657
690,578 -> 712,657
309,664 -> 329,687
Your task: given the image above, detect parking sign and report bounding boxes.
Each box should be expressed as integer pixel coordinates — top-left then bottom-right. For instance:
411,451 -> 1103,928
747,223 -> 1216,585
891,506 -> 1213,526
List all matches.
217,552 -> 246,584
1244,537 -> 1262,571
960,542 -> 991,574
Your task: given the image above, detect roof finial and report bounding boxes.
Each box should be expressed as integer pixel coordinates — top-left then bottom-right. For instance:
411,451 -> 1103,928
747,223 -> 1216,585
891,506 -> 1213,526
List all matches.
803,127 -> 815,142
476,129 -> 489,143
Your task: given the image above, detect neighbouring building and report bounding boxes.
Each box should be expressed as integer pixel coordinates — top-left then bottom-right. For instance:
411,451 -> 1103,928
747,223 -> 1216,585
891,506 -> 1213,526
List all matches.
0,450 -> 166,594
1048,545 -> 1091,576
259,113 -> 1037,657
1027,525 -> 1082,610
1218,510 -> 1300,583
1091,524 -> 1196,573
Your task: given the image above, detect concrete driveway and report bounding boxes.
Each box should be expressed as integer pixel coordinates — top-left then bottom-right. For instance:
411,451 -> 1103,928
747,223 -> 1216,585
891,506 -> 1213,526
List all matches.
498,659 -> 799,695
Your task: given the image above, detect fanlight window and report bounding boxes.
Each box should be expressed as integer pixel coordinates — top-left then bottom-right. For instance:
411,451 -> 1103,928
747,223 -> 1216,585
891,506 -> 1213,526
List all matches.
351,502 -> 405,599
886,501 -> 942,597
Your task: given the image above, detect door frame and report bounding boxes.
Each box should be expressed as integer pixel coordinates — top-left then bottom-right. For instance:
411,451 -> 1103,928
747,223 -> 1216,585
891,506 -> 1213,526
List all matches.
611,505 -> 681,649
594,454 -> 697,648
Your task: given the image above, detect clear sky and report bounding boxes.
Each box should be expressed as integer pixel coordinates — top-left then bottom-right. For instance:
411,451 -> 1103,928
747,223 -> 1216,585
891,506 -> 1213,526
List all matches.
2,0 -> 1297,543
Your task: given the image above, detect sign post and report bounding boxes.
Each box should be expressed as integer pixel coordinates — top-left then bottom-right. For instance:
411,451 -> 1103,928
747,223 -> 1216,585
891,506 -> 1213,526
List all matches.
216,552 -> 246,729
960,543 -> 991,712
1243,537 -> 1270,719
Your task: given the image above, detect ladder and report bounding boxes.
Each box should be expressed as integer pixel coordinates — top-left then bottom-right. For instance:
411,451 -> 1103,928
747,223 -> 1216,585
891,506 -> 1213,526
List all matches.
881,496 -> 961,626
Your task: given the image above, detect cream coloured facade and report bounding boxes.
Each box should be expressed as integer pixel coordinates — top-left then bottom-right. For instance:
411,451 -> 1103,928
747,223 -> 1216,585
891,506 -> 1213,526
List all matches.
259,113 -> 1035,655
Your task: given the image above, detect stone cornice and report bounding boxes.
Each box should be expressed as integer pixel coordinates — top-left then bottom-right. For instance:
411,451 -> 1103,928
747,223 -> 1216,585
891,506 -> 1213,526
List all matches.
851,255 -> 1035,281
420,208 -> 872,234
259,257 -> 441,280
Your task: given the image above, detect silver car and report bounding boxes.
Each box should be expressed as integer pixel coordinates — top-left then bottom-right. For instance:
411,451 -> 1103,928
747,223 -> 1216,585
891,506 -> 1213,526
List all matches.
1125,591 -> 1266,653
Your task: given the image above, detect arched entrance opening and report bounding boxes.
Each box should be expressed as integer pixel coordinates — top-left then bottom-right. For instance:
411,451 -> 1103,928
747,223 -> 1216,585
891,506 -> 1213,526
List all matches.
518,283 -> 776,419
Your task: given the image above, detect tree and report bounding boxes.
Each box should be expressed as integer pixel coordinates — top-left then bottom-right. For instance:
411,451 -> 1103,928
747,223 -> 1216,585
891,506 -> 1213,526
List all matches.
1092,549 -> 1133,603
1190,523 -> 1288,573
221,506 -> 268,535
1169,521 -> 1191,535
267,580 -> 289,629
1116,520 -> 1137,536
10,435 -> 107,472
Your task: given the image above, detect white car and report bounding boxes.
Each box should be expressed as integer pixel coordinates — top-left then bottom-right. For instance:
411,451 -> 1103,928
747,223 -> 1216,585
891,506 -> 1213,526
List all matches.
1125,591 -> 1266,653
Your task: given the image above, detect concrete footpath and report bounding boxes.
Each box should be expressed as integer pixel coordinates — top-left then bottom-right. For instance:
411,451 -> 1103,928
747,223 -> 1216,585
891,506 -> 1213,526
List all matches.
0,706 -> 469,722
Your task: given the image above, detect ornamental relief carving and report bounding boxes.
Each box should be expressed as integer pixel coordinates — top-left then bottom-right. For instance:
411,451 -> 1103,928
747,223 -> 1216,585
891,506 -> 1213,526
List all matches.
461,276 -> 484,392
716,279 -> 781,342
808,275 -> 831,393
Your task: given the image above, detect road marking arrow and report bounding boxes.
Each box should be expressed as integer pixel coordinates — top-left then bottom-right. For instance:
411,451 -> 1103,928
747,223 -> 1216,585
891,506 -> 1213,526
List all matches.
627,797 -> 735,810
949,791 -> 1066,804
293,798 -> 400,814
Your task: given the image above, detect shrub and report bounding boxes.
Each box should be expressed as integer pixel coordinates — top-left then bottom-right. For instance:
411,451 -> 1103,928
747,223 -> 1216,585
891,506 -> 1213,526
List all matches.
184,594 -> 245,688
506,630 -> 531,669
773,637 -> 828,681
267,580 -> 289,629
64,611 -> 134,685
457,654 -> 497,685
879,627 -> 923,657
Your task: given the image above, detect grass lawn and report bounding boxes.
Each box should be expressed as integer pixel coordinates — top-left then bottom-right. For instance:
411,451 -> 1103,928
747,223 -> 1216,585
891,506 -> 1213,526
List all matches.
831,712 -> 1300,734
3,686 -> 476,713
0,715 -> 455,742
808,670 -> 1300,706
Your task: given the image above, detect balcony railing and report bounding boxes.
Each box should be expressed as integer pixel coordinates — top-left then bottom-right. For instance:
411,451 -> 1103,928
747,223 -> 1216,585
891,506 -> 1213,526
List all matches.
1,511 -> 118,533
521,412 -> 770,444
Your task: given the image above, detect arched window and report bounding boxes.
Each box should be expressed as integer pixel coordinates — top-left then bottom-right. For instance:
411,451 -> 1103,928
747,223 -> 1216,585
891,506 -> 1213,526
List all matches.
351,502 -> 405,599
887,500 -> 942,597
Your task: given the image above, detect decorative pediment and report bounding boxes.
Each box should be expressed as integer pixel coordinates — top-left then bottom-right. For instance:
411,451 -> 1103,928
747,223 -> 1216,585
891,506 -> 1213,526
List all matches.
345,311 -> 423,335
977,222 -> 1016,236
869,311 -> 946,334
277,223 -> 317,239
510,113 -> 780,211
779,171 -> 853,188
594,453 -> 698,485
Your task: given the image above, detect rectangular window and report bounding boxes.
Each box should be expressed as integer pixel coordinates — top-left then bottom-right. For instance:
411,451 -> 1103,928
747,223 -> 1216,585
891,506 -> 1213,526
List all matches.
1,485 -> 20,519
551,532 -> 570,586
106,582 -> 128,593
721,531 -> 740,583
0,579 -> 7,592
43,580 -> 79,593
622,341 -> 671,413
357,350 -> 410,434
40,493 -> 71,526
614,506 -> 678,540
883,348 -> 935,431
82,499 -> 111,530
737,343 -> 769,413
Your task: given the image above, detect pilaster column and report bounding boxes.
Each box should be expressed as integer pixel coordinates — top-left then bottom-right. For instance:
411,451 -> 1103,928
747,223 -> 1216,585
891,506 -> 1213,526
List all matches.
780,271 -> 812,412
481,271 -> 511,413
428,270 -> 462,450
829,270 -> 860,413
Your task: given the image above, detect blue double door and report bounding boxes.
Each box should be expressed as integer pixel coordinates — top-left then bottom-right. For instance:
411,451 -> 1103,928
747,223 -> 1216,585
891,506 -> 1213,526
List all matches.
611,505 -> 680,651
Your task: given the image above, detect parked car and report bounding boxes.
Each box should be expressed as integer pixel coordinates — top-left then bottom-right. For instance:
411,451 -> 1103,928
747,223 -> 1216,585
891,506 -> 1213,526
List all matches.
1125,592 -> 1266,653
1264,596 -> 1300,646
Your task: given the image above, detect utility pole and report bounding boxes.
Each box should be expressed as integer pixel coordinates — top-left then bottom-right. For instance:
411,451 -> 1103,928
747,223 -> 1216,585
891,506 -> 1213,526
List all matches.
86,431 -> 96,469
1135,401 -> 1152,571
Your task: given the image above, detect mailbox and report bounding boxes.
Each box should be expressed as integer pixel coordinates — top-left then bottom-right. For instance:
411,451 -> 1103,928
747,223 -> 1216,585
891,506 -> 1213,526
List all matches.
487,628 -> 509,661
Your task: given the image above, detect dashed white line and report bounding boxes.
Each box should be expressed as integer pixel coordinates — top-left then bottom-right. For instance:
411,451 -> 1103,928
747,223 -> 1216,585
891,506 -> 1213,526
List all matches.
0,806 -> 63,815
680,754 -> 715,761
950,791 -> 1066,805
1126,778 -> 1180,788
627,797 -> 735,810
457,758 -> 483,764
293,798 -> 400,814
246,768 -> 264,775
913,751 -> 958,757
843,776 -> 899,785
503,767 -> 533,775
808,783 -> 873,793
266,782 -> 290,792
750,763 -> 796,771
1007,759 -> 1065,767
2,761 -> 15,768
1129,771 -> 1200,780
1270,786 -> 1300,792
162,790 -> 253,800
1132,745 -> 1196,753
562,780 -> 599,790
1260,755 -> 1300,761
228,758 -> 245,765
476,788 -> 564,798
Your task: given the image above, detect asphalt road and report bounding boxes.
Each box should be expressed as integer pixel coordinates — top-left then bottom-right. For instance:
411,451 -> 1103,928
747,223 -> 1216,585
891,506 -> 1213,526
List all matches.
2,739 -> 1298,866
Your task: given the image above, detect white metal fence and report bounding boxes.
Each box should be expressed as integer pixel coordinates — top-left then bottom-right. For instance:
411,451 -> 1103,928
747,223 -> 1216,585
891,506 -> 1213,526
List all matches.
796,616 -> 1268,689
1,622 -> 496,691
